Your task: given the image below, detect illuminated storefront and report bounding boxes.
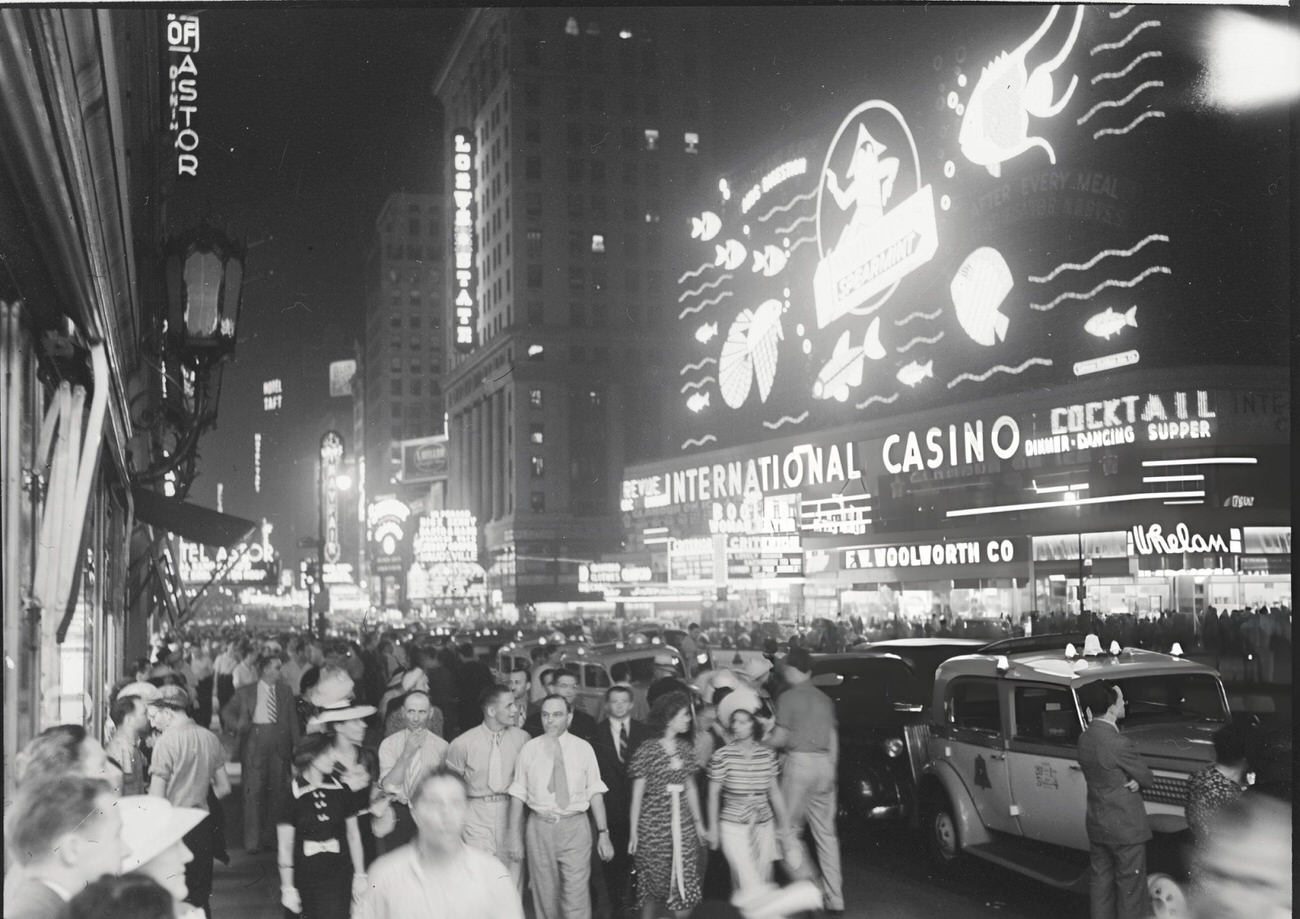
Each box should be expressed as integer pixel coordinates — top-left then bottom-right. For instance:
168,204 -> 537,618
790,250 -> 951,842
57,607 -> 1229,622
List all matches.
621,366 -> 1289,623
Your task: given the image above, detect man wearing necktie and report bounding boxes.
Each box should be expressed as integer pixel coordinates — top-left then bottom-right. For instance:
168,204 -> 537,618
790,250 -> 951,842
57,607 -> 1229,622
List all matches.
508,694 -> 615,919
222,653 -> 299,854
592,685 -> 653,918
377,690 -> 450,852
445,684 -> 530,889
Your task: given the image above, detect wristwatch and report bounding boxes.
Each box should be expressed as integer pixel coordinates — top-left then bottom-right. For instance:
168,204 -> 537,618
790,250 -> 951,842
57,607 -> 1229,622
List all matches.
597,828 -> 609,834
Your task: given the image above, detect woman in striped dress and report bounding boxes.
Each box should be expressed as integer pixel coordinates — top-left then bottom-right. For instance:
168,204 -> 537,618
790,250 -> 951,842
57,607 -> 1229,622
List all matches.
705,694 -> 790,894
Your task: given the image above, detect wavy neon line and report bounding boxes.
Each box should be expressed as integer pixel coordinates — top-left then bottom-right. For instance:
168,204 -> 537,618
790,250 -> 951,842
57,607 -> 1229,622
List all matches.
678,291 -> 732,320
1093,109 -> 1165,139
677,261 -> 713,285
679,358 -> 717,376
1029,234 -> 1169,283
1030,265 -> 1170,311
680,376 -> 716,394
1077,81 -> 1164,125
681,435 -> 717,450
788,235 -> 816,253
853,392 -> 900,410
947,358 -> 1053,389
894,308 -> 943,326
677,274 -> 733,303
1110,5 -> 1134,19
756,190 -> 817,223
762,411 -> 810,430
1091,50 -> 1162,85
897,332 -> 945,353
1090,20 -> 1160,56
774,214 -> 816,237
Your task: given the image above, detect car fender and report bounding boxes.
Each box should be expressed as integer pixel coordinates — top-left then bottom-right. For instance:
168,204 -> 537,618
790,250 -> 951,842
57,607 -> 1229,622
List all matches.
919,759 -> 992,849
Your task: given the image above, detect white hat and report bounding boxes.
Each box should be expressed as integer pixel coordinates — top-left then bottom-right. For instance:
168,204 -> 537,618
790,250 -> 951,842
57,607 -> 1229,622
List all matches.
116,681 -> 161,703
716,686 -> 764,729
306,667 -> 376,729
114,795 -> 207,873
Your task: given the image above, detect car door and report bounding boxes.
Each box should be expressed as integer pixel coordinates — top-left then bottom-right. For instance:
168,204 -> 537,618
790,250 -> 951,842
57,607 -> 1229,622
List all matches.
1005,682 -> 1089,851
943,676 -> 1021,836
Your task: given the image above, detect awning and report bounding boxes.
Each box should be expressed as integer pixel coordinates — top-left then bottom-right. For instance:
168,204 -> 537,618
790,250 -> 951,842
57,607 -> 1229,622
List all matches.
131,486 -> 257,548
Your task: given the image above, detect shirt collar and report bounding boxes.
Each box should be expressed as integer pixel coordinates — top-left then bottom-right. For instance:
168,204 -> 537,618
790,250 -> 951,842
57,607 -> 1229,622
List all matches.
40,879 -> 74,902
292,774 -> 344,798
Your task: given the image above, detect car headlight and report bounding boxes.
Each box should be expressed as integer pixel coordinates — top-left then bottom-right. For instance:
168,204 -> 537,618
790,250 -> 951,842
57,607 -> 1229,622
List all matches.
884,737 -> 905,758
857,778 -> 875,801
697,652 -> 709,664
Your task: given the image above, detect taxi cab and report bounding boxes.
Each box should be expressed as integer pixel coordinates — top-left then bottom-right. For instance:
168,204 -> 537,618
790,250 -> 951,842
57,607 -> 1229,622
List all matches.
555,639 -> 686,720
915,636 -> 1227,912
495,630 -> 590,680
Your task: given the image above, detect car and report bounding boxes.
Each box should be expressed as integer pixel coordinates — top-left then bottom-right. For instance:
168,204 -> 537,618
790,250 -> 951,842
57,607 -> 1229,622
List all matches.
554,641 -> 687,720
914,636 -> 1229,908
790,639 -> 987,825
495,632 -> 589,680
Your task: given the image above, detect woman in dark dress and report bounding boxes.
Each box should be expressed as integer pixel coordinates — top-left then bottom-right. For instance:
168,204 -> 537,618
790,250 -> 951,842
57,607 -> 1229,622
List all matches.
628,691 -> 706,919
275,734 -> 367,919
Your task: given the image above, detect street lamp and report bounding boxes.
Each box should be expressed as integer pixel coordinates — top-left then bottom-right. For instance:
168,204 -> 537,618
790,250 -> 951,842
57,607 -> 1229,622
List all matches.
131,226 -> 245,498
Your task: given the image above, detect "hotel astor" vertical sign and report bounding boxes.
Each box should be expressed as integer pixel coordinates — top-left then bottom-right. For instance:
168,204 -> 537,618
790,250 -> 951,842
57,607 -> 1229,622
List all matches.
165,14 -> 200,176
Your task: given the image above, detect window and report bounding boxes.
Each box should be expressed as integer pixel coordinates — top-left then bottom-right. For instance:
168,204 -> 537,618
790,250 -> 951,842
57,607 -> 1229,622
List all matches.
567,193 -> 584,217
525,192 -> 542,219
525,118 -> 541,143
684,131 -> 700,154
591,234 -> 605,253
392,403 -> 403,417
529,387 -> 543,408
568,230 -> 584,258
389,314 -> 402,329
390,379 -> 402,396
568,267 -> 585,292
409,314 -> 421,328
590,195 -> 607,219
527,301 -> 543,325
525,156 -> 541,180
526,264 -> 543,289
584,664 -> 611,689
531,491 -> 546,512
389,357 -> 402,373
569,301 -> 586,326
410,379 -> 423,396
565,17 -> 579,36
947,679 -> 1002,733
409,217 -> 421,235
524,84 -> 541,110
590,267 -> 606,293
526,230 -> 543,259
530,455 -> 545,478
643,129 -> 659,151
530,423 -> 544,444
1013,685 -> 1081,745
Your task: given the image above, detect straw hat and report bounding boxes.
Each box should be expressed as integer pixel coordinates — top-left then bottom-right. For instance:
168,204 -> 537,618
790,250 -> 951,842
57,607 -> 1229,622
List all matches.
716,686 -> 764,729
306,667 -> 376,729
115,681 -> 161,704
114,795 -> 207,872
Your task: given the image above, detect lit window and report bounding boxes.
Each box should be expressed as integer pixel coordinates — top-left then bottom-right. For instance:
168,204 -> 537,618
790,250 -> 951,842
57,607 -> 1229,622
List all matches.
528,344 -> 545,360
644,212 -> 660,224
530,423 -> 545,444
565,17 -> 579,36
531,455 -> 545,477
618,29 -> 632,39
591,234 -> 605,253
684,132 -> 700,154
643,129 -> 659,151
529,387 -> 543,408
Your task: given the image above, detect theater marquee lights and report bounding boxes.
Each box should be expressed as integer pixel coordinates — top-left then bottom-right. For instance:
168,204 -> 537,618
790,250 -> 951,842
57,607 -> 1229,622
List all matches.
451,130 -> 477,353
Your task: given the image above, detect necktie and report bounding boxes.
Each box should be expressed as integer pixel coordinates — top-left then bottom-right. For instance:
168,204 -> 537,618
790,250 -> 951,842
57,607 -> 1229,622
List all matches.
265,683 -> 277,724
618,722 -> 628,764
487,730 -> 504,792
548,738 -> 571,809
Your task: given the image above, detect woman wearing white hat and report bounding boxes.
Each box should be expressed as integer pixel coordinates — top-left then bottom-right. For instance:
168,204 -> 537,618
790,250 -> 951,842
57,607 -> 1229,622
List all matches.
114,795 -> 208,919
306,667 -> 383,865
705,690 -> 792,895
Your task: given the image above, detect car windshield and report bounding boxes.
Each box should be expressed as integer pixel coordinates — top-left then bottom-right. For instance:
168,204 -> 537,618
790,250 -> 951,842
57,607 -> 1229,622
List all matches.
1082,673 -> 1228,725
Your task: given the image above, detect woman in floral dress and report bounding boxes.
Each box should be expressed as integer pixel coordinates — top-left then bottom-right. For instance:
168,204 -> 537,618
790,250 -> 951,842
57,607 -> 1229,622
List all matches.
628,691 -> 706,918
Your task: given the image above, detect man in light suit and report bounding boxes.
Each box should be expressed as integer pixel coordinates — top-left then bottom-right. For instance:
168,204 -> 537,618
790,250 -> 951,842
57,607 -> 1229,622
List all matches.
589,685 -> 652,919
1077,681 -> 1155,919
221,652 -> 299,853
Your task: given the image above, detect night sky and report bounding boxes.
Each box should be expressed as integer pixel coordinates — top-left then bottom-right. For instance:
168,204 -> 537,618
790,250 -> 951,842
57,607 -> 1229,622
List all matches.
175,7 -> 1293,561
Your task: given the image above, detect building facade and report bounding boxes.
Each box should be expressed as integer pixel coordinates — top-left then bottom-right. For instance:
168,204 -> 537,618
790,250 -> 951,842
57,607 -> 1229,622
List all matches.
433,8 -> 714,612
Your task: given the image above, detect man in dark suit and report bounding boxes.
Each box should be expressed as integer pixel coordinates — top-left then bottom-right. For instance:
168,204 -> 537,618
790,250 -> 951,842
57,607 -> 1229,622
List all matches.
1077,681 -> 1154,919
221,653 -> 299,853
589,684 -> 652,919
523,670 -> 597,742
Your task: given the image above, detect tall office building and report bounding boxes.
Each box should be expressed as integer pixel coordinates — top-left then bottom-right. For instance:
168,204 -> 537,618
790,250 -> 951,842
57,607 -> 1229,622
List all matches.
360,191 -> 447,505
434,8 -> 713,611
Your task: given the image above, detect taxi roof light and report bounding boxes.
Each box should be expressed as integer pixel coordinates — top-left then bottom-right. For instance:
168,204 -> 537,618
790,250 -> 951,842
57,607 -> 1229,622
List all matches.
1169,642 -> 1184,658
1108,641 -> 1122,656
1064,643 -> 1078,660
1082,634 -> 1104,657
995,655 -> 1010,674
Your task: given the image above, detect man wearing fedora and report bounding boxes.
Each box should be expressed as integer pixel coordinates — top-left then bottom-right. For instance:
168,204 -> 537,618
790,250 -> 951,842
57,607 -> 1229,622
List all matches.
222,653 -> 300,854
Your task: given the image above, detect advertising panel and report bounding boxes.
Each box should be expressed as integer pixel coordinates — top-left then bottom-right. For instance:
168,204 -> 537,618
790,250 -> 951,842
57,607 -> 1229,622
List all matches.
673,7 -> 1290,456
451,130 -> 477,353
398,435 -> 448,485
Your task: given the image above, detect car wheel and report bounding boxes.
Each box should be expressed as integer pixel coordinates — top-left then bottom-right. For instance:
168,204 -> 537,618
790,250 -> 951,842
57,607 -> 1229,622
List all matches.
1148,873 -> 1188,919
922,790 -> 961,870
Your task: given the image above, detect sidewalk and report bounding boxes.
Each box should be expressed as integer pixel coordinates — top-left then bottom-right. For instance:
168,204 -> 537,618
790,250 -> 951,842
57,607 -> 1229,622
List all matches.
210,774 -> 283,919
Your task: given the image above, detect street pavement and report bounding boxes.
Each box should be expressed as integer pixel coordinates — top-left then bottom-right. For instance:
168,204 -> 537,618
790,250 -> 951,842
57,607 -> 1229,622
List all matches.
210,785 -> 1088,919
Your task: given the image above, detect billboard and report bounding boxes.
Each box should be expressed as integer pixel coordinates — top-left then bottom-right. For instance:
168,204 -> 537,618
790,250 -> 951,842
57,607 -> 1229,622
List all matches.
397,435 -> 448,485
674,6 -> 1291,455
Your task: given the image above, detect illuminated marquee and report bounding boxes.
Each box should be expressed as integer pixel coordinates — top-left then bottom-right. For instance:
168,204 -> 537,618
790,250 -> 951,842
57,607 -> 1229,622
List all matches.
621,440 -> 863,512
843,538 -> 1020,570
1027,389 -> 1217,457
414,510 -> 477,565
165,14 -> 200,176
452,130 -> 477,353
